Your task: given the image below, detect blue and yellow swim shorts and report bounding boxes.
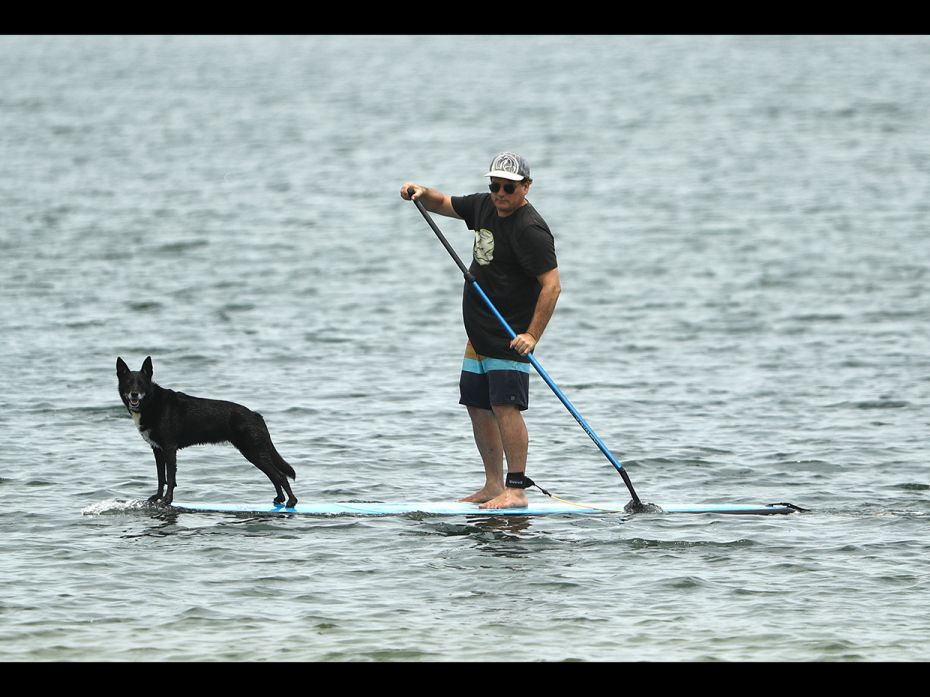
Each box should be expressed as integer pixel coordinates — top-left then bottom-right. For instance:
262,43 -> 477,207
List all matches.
459,341 -> 530,411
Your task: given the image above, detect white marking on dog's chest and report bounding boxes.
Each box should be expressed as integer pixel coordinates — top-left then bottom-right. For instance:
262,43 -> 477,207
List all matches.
131,412 -> 161,449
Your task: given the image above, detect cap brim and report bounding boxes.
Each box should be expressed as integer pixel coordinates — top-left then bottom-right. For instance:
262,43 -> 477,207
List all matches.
485,170 -> 525,181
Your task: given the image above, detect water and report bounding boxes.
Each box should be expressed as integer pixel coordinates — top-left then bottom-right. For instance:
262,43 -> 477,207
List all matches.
1,35 -> 928,661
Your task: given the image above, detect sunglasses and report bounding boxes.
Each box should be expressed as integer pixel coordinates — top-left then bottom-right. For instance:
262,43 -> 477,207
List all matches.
488,181 -> 522,194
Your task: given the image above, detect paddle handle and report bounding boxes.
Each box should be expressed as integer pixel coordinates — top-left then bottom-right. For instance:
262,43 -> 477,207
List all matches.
408,191 -> 645,507
409,191 -> 474,281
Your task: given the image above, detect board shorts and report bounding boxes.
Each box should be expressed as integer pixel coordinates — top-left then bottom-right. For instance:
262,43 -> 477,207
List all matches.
459,341 -> 530,411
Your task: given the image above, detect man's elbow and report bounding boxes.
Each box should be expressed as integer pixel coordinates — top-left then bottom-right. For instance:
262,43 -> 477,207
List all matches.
545,270 -> 561,297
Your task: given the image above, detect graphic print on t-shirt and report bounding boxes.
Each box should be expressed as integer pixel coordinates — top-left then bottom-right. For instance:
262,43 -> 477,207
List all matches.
474,228 -> 495,266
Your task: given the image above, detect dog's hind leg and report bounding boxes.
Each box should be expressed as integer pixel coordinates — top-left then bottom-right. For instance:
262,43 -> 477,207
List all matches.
272,463 -> 298,508
233,436 -> 297,508
231,418 -> 298,508
267,441 -> 298,507
242,448 -> 296,507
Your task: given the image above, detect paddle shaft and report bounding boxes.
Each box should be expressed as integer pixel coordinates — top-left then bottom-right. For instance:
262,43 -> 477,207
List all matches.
409,191 -> 644,506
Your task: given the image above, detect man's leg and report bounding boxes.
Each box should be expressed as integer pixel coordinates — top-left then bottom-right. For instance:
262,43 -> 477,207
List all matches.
478,404 -> 529,509
458,406 -> 505,503
458,343 -> 531,506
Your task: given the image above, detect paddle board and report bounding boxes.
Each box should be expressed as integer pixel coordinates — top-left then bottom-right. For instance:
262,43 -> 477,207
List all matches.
172,500 -> 804,516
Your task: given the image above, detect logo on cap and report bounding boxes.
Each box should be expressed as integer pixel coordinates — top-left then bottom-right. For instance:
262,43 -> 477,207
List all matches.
485,152 -> 530,181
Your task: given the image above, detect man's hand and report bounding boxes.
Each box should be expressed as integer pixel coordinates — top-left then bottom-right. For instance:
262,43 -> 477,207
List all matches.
510,332 -> 537,356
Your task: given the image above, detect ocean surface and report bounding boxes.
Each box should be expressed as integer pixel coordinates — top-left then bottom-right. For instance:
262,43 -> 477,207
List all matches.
1,35 -> 928,662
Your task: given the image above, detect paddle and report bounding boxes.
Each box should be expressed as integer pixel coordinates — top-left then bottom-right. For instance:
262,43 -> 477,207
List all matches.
408,189 -> 658,513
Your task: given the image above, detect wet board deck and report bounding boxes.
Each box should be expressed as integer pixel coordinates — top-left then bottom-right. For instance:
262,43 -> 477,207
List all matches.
172,500 -> 803,516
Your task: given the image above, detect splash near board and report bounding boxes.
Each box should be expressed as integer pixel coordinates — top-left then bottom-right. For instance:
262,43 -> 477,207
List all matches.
171,500 -> 805,516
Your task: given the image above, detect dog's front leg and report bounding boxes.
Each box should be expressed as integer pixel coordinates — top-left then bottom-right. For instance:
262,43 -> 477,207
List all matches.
161,447 -> 178,506
148,448 -> 166,503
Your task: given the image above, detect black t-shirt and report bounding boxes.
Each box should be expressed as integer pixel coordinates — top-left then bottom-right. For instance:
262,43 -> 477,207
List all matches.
450,193 -> 557,361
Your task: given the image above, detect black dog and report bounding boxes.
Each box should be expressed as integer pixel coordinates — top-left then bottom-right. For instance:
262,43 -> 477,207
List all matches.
116,356 -> 298,507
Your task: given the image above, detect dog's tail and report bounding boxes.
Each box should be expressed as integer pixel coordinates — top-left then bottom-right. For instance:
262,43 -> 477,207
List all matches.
253,412 -> 296,480
273,449 -> 296,480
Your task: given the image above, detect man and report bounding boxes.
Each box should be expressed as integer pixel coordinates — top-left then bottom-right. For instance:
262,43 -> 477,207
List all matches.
401,152 -> 560,509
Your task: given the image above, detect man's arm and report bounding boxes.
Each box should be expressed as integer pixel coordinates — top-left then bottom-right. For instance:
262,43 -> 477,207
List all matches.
511,267 -> 561,356
400,183 -> 462,219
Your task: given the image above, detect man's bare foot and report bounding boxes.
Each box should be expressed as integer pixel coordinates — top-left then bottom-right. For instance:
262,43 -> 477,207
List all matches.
459,484 -> 504,504
479,488 -> 528,510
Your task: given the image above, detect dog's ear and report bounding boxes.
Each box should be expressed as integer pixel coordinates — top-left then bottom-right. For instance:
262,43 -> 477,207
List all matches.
117,357 -> 129,377
142,356 -> 153,378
